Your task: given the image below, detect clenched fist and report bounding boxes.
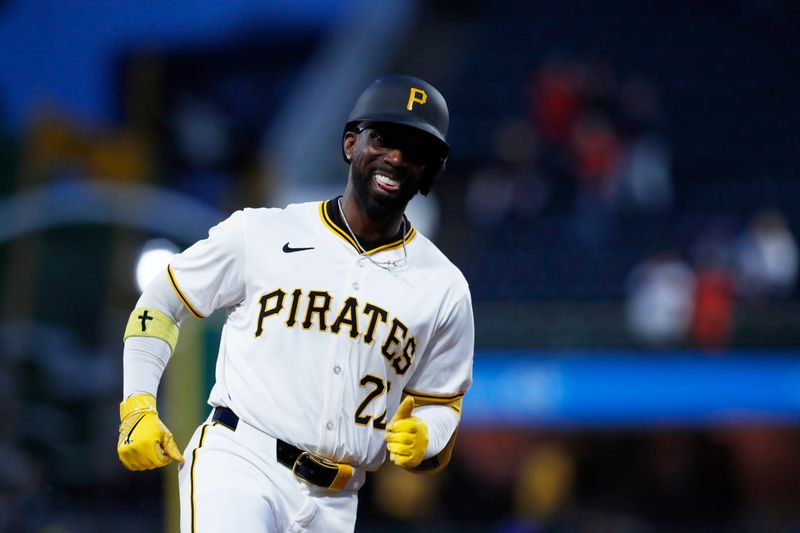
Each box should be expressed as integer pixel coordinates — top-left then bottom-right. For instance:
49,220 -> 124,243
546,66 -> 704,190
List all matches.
117,393 -> 184,470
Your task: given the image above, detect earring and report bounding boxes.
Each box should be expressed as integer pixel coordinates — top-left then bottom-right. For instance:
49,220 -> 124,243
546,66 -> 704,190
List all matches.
346,153 -> 352,160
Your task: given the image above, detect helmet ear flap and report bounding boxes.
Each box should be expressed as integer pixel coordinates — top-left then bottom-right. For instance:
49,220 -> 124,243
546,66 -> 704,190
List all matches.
419,156 -> 446,196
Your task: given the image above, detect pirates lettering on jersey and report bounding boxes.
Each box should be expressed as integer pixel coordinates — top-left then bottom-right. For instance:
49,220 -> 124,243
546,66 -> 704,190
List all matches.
255,289 -> 285,337
303,291 -> 332,331
381,318 -> 415,375
330,297 -> 360,339
254,288 -> 415,375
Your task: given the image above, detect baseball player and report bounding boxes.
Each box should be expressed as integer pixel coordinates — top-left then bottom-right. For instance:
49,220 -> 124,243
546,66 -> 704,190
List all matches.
117,75 -> 474,532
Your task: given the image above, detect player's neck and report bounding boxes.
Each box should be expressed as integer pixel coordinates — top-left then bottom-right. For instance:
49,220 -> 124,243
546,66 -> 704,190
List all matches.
339,194 -> 404,243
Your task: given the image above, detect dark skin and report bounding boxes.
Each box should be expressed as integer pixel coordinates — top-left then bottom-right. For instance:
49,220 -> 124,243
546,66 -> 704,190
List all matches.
341,122 -> 439,243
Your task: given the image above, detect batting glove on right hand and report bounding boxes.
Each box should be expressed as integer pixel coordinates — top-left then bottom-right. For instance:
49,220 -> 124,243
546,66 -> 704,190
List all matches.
385,396 -> 428,468
117,393 -> 184,470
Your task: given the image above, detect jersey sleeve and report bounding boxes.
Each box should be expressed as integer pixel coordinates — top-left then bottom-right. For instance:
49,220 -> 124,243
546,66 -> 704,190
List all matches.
404,283 -> 474,403
401,283 -> 474,474
166,210 -> 247,318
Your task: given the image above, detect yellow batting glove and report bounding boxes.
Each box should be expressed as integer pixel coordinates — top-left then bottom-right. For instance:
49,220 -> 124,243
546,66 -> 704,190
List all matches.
384,396 -> 428,468
117,393 -> 184,471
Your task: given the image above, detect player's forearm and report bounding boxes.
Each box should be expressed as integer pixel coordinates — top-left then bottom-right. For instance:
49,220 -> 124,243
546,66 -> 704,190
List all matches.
122,269 -> 190,398
413,404 -> 459,459
123,337 -> 170,398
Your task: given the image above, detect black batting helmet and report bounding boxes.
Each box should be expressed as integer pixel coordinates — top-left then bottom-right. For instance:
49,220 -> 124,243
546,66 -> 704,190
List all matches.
343,75 -> 449,196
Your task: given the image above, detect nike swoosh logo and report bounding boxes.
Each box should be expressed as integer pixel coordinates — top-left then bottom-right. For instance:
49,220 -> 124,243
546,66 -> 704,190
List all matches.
124,414 -> 147,445
283,242 -> 314,253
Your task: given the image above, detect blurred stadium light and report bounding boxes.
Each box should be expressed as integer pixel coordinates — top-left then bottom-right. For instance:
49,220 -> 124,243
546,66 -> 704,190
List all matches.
135,238 -> 179,292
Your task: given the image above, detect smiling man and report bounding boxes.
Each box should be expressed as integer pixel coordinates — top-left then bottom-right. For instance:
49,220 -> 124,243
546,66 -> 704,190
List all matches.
116,75 -> 474,532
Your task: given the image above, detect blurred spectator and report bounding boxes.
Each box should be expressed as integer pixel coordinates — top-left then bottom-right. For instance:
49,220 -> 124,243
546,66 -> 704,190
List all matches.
525,56 -> 671,248
566,110 -> 623,247
689,220 -> 737,350
465,162 -> 516,227
615,135 -> 672,213
569,111 -> 623,200
470,55 -> 672,255
527,55 -> 583,146
465,119 -> 548,227
616,79 -> 673,213
691,261 -> 735,351
733,208 -> 799,299
625,251 -> 696,348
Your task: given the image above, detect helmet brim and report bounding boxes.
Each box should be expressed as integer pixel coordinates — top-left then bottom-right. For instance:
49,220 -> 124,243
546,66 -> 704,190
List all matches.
346,115 -> 449,156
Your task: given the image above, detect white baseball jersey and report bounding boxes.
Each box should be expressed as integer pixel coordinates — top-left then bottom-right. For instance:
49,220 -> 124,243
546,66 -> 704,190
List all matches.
167,198 -> 474,471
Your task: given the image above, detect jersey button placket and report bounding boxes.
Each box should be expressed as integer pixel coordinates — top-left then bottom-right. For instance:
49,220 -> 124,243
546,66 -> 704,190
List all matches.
319,256 -> 363,447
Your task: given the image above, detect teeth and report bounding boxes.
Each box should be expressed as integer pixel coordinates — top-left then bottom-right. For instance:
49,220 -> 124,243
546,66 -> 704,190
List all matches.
375,174 -> 400,187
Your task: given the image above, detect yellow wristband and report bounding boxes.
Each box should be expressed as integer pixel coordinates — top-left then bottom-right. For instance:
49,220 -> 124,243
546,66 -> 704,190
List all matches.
123,307 -> 180,354
119,393 -> 157,420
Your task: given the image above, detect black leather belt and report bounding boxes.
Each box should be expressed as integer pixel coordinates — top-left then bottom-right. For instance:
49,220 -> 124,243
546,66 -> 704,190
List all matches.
211,405 -> 240,431
211,406 -> 353,490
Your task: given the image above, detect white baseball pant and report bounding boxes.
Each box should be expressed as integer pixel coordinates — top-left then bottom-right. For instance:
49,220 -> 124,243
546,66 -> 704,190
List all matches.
178,412 -> 360,532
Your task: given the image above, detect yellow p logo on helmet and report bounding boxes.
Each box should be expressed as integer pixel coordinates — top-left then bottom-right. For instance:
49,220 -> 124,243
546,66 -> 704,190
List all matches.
406,88 -> 427,111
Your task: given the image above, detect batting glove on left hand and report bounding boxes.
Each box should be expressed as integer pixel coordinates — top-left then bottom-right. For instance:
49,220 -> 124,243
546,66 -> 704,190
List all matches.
384,396 -> 428,468
117,393 -> 184,471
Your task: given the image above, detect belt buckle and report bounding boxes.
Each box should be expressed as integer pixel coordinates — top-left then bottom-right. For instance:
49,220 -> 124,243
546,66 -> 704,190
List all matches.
291,451 -> 312,477
291,451 -> 343,489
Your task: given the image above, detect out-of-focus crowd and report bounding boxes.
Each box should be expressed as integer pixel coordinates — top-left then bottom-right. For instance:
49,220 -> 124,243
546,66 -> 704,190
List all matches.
451,54 -> 798,350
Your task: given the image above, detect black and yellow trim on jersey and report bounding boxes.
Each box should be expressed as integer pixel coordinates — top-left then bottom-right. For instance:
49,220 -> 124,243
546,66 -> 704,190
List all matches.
319,198 -> 417,255
190,424 -> 211,533
167,264 -> 205,319
403,388 -> 464,415
400,389 -> 465,474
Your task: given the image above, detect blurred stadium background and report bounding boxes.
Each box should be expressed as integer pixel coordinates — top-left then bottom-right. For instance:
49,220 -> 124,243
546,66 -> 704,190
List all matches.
2,0 -> 800,531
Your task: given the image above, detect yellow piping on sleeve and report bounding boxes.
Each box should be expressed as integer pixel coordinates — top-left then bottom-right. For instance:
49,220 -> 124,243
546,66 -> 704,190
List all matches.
167,265 -> 204,319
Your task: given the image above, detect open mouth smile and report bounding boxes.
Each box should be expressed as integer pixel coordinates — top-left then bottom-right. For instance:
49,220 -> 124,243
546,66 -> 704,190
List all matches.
373,172 -> 402,192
